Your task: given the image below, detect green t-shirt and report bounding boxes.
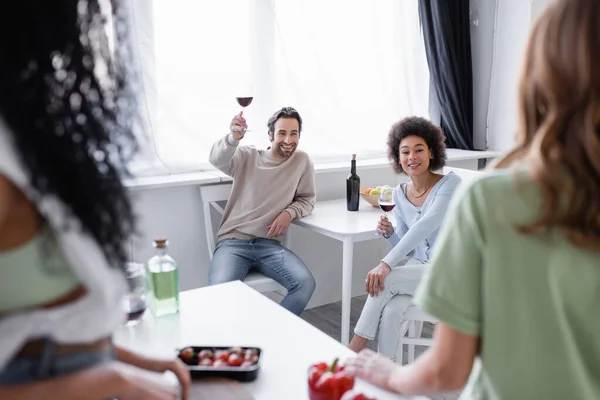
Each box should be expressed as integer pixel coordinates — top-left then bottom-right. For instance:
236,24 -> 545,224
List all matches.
415,168 -> 600,400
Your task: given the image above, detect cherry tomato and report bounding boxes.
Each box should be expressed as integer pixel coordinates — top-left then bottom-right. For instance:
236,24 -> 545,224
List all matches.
229,347 -> 244,356
198,349 -> 214,360
228,353 -> 243,367
244,348 -> 258,358
340,390 -> 376,400
179,347 -> 195,361
198,358 -> 213,366
215,350 -> 230,362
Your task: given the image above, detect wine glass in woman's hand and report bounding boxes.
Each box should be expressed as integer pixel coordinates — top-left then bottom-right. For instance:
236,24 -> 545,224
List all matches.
375,192 -> 395,236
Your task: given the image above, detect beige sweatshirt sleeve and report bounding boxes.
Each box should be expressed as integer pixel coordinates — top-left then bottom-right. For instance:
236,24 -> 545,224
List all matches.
208,133 -> 242,177
284,158 -> 316,220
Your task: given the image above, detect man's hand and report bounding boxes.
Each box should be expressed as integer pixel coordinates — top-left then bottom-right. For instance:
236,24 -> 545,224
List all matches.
230,111 -> 248,140
365,262 -> 391,297
267,211 -> 292,238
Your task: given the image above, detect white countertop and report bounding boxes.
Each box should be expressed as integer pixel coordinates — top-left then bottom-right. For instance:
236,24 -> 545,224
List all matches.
113,281 -> 422,400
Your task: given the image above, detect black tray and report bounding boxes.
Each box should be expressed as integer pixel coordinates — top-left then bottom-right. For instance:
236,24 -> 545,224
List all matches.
177,346 -> 262,382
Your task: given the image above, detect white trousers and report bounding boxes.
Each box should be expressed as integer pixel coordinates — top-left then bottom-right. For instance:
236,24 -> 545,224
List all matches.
353,261 -> 426,361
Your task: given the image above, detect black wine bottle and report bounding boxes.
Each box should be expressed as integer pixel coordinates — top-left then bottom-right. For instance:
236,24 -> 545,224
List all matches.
346,154 -> 360,211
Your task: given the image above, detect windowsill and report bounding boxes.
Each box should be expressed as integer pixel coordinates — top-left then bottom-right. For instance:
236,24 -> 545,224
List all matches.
124,148 -> 502,191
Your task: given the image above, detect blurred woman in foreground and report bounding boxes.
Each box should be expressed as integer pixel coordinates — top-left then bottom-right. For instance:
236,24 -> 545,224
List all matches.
345,0 -> 600,398
0,1 -> 189,398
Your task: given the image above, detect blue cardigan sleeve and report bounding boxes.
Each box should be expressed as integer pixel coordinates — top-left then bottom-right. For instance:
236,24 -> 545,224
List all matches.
382,174 -> 461,267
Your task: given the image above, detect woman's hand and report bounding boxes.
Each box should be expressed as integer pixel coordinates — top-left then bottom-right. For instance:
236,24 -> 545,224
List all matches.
109,361 -> 180,400
0,360 -> 180,400
376,216 -> 394,238
344,349 -> 399,393
114,346 -> 191,400
149,358 -> 191,400
365,262 -> 391,296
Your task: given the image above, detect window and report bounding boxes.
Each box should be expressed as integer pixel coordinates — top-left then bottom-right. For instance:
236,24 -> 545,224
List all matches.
133,0 -> 429,174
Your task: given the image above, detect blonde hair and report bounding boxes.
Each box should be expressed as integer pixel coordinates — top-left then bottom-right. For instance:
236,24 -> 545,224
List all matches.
494,0 -> 600,251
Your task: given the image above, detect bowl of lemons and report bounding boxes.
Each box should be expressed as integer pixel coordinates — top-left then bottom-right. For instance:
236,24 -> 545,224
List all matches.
360,185 -> 394,207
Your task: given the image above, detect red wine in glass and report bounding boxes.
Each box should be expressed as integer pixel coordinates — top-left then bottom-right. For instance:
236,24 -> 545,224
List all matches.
236,97 -> 253,107
235,84 -> 253,132
379,202 -> 395,213
375,192 -> 395,237
123,294 -> 147,325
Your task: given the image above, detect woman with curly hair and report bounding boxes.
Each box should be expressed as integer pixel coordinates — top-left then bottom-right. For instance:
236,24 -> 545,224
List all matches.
0,1 -> 189,399
348,116 -> 461,359
345,0 -> 600,398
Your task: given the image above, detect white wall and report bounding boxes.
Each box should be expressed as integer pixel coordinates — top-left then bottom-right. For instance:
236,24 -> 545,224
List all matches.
471,0 -> 552,152
129,159 -> 478,309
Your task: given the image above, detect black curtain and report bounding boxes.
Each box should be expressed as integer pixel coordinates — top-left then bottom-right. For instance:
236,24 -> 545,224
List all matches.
418,0 -> 474,150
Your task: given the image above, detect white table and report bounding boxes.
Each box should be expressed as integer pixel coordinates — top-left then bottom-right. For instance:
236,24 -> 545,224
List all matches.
293,198 -> 383,345
114,281 -> 422,400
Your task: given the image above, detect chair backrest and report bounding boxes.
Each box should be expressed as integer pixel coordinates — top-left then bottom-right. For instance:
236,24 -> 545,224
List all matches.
199,183 -> 232,260
443,166 -> 483,186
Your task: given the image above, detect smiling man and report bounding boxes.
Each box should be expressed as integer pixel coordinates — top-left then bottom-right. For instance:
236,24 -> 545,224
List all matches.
207,107 -> 316,315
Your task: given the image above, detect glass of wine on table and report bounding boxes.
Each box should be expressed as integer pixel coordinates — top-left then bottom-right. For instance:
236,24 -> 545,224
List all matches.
121,262 -> 148,326
376,191 -> 395,237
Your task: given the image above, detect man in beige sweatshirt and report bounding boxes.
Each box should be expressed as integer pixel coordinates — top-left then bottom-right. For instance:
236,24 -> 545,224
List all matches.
207,107 -> 316,315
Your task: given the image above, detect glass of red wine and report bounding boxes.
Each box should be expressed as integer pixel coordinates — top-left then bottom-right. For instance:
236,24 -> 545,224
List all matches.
235,84 -> 253,132
376,192 -> 395,237
121,262 -> 148,327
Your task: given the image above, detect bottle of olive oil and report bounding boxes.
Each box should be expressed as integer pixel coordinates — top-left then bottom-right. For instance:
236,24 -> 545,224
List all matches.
147,238 -> 179,317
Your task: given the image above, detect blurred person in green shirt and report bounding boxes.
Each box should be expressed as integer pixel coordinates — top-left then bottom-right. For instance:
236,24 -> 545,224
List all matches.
344,0 -> 600,398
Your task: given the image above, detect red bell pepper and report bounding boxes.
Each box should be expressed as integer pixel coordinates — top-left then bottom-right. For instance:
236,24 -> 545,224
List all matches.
308,358 -> 355,400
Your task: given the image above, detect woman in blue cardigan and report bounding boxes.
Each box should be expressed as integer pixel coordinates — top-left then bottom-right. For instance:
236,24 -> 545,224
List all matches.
349,117 -> 461,360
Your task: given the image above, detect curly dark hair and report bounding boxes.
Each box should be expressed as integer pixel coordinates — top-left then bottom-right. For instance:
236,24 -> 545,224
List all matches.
387,116 -> 447,174
0,1 -> 139,271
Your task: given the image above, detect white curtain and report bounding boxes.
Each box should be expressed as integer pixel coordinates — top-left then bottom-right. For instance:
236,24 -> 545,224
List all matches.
135,0 -> 429,173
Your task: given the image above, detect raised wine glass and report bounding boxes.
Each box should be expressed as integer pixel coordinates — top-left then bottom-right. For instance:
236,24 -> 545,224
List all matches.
235,83 -> 253,132
375,191 -> 395,237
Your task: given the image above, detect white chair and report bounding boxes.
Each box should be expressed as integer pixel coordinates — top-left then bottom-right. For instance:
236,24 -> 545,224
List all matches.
394,167 -> 483,364
395,305 -> 437,364
384,264 -> 435,364
443,166 -> 483,185
199,183 -> 287,297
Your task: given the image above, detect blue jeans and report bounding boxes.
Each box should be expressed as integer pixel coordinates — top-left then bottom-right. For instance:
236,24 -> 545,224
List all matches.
209,238 -> 316,316
0,338 -> 114,386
